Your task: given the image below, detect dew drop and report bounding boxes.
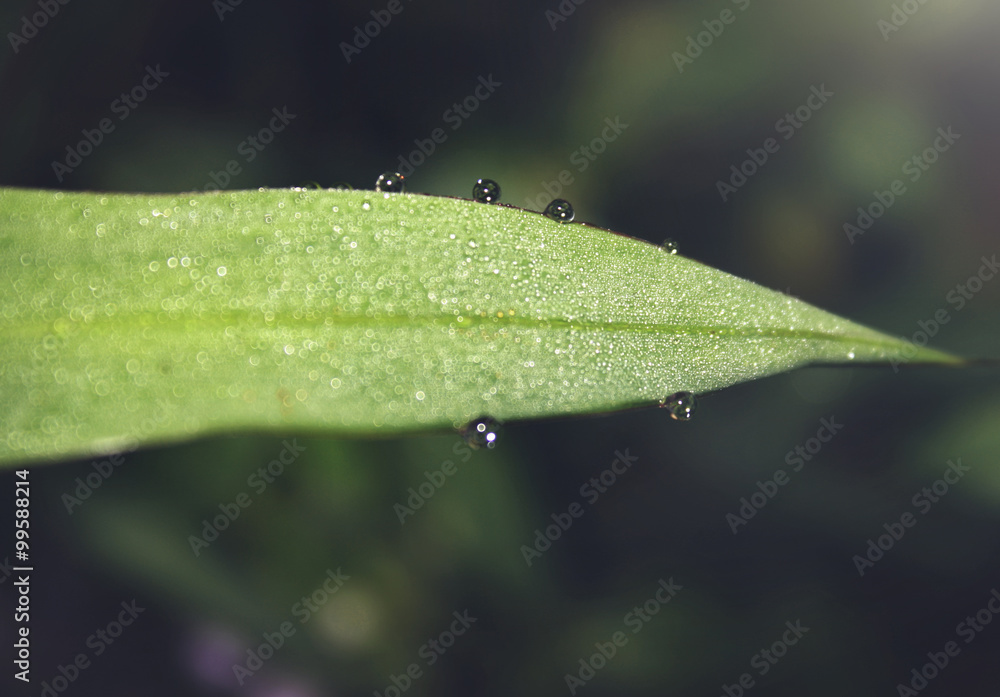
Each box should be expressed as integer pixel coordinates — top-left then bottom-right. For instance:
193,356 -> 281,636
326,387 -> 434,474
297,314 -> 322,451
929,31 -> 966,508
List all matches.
544,199 -> 574,223
660,391 -> 697,421
662,238 -> 679,255
375,172 -> 405,193
460,416 -> 502,449
472,178 -> 501,204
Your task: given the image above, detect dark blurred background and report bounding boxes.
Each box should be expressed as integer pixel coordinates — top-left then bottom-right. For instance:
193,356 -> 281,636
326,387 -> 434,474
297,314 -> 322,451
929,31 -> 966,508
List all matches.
2,0 -> 1000,695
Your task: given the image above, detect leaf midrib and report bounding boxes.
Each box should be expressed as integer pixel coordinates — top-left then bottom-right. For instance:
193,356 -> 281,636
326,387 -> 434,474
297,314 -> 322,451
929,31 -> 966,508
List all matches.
1,308 -> 901,349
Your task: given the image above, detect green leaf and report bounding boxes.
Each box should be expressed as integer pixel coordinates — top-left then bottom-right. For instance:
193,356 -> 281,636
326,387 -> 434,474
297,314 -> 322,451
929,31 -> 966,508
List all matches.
0,187 -> 959,465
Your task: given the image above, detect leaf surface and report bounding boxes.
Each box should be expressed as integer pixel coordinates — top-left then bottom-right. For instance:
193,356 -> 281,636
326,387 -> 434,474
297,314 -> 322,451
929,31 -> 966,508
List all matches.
0,187 -> 958,465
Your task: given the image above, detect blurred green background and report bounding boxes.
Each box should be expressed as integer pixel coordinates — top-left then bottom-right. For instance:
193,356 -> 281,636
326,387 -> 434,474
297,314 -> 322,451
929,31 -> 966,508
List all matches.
1,0 -> 999,695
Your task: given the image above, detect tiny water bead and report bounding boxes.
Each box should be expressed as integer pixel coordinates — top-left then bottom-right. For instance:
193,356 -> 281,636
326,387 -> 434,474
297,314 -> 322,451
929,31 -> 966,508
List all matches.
472,178 -> 501,204
461,416 -> 502,449
375,172 -> 405,193
544,198 -> 574,223
660,391 -> 697,421
662,238 -> 679,255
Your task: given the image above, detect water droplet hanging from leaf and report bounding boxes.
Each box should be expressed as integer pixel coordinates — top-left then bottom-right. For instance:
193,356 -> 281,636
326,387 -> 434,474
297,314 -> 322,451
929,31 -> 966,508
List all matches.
544,198 -> 574,223
461,416 -> 502,450
660,391 -> 697,421
375,172 -> 405,193
472,178 -> 501,204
